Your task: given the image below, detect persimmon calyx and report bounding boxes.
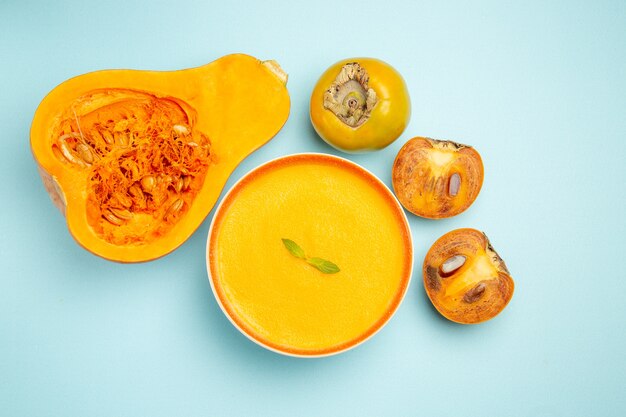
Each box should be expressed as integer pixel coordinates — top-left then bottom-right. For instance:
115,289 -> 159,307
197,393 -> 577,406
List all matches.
429,138 -> 470,153
323,62 -> 378,128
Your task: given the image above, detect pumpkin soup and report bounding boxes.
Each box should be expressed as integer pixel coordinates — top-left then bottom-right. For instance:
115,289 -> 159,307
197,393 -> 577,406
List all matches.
207,154 -> 412,356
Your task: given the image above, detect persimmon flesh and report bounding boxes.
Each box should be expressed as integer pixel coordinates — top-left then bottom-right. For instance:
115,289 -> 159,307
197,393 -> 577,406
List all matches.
423,228 -> 514,324
392,137 -> 483,219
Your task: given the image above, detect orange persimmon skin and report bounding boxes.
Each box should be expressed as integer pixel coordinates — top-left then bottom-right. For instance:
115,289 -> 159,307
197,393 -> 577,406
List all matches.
423,228 -> 514,324
392,137 -> 484,219
310,58 -> 410,153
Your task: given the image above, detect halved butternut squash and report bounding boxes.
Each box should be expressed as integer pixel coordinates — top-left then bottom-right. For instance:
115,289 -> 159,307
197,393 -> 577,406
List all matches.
31,54 -> 290,262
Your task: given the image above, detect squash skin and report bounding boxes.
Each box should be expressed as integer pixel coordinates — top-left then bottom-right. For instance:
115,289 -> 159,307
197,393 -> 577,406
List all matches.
31,54 -> 290,262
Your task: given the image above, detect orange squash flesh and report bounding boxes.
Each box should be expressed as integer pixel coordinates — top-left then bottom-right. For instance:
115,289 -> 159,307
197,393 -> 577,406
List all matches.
392,137 -> 483,219
423,228 -> 514,324
31,54 -> 290,262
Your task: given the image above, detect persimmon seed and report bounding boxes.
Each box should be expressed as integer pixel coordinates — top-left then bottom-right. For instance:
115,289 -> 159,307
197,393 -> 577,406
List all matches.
448,173 -> 461,196
439,255 -> 466,277
463,282 -> 486,304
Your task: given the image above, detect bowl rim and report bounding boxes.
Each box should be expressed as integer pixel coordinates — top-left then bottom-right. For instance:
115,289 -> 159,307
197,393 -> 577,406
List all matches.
205,152 -> 413,358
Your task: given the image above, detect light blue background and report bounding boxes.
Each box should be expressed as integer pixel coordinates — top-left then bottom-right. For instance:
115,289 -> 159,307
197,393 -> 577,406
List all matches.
1,1 -> 625,416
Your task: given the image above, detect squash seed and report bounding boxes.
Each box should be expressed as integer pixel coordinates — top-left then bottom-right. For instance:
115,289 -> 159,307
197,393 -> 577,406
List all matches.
109,207 -> 133,220
113,193 -> 133,208
58,135 -> 87,167
51,144 -> 69,164
165,198 -> 184,218
103,209 -> 124,226
174,177 -> 184,193
129,184 -> 144,200
173,124 -> 189,135
101,130 -> 114,145
116,132 -> 129,147
76,144 -> 94,164
182,176 -> 191,191
141,176 -> 156,193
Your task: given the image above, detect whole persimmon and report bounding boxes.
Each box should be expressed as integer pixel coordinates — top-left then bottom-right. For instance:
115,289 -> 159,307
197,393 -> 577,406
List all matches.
310,58 -> 410,152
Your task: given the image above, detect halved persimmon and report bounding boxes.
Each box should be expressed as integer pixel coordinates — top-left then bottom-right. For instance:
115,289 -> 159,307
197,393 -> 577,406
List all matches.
423,228 -> 514,324
392,137 -> 483,219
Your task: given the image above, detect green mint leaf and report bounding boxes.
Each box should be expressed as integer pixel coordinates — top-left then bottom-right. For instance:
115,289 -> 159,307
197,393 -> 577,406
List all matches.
306,257 -> 340,274
282,239 -> 340,274
282,238 -> 306,259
